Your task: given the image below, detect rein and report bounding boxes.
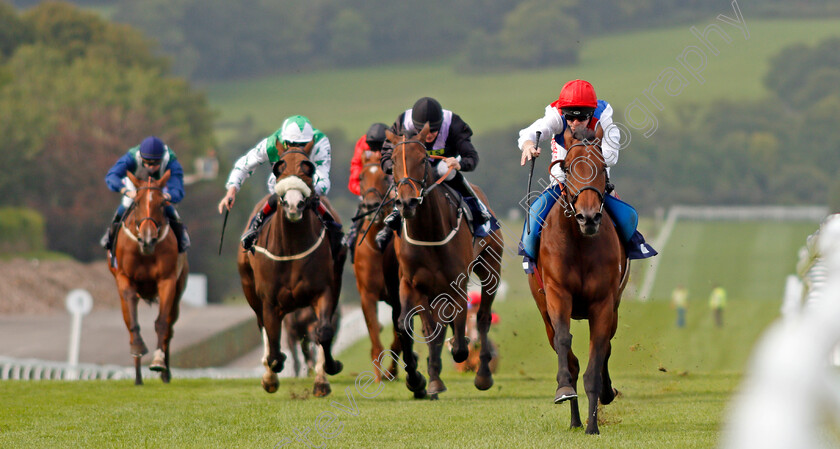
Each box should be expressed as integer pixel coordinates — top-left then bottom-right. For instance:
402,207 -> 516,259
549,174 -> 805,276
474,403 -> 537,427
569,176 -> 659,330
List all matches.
122,181 -> 169,245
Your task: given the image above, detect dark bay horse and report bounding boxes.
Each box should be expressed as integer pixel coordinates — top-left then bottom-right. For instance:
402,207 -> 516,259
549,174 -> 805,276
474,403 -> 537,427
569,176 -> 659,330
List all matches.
237,141 -> 345,396
387,125 -> 504,398
352,150 -> 402,382
527,129 -> 629,434
108,170 -> 188,385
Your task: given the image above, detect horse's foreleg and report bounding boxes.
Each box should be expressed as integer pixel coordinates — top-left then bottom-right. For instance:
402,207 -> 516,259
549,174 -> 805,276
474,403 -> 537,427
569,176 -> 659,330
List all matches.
360,291 -> 385,382
568,350 -> 582,428
474,288 -> 496,391
260,301 -> 285,394
312,345 -> 331,397
117,276 -> 145,386
396,279 -> 425,398
152,278 -> 180,383
313,289 -> 343,376
424,304 -> 448,397
546,288 -> 575,404
582,304 -> 618,435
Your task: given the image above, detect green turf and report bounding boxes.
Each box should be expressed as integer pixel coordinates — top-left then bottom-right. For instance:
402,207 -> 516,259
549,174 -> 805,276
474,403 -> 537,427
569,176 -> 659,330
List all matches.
646,220 -> 819,301
203,19 -> 840,139
1,251 -> 786,448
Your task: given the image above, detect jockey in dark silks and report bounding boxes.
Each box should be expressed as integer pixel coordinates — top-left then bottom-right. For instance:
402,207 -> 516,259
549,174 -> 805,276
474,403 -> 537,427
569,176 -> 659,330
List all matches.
101,136 -> 190,253
375,97 -> 496,250
518,79 -> 656,265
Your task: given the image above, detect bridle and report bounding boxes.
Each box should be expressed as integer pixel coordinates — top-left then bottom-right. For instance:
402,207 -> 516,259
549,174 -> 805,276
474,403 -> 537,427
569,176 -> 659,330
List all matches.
124,179 -> 169,244
392,138 -> 454,205
274,149 -> 319,209
559,141 -> 607,218
357,162 -> 392,222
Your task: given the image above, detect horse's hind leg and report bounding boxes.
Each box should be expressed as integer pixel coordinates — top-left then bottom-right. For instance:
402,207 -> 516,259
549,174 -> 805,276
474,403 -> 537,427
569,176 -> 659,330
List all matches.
117,276 -> 146,385
152,278 -> 181,383
582,303 -> 618,435
313,289 -> 343,376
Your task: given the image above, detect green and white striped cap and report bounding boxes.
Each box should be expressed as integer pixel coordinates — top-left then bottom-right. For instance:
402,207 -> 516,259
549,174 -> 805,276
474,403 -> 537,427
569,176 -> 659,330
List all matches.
280,115 -> 314,143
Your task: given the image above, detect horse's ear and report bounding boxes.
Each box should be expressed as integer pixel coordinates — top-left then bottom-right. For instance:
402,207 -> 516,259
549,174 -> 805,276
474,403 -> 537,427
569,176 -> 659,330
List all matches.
126,170 -> 140,186
275,137 -> 286,152
159,169 -> 171,186
417,122 -> 431,142
303,139 -> 314,155
272,160 -> 286,178
385,129 -> 399,146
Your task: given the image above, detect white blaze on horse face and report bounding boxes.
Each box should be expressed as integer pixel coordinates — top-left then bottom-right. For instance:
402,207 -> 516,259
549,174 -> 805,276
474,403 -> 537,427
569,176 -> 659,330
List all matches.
274,176 -> 311,222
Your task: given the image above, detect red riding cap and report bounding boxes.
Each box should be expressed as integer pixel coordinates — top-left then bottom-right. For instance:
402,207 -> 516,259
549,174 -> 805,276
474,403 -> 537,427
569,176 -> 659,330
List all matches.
552,79 -> 598,110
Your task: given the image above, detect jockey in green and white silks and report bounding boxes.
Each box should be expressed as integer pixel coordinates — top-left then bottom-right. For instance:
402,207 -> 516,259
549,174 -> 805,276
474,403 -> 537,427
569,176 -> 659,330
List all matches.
217,115 -> 343,256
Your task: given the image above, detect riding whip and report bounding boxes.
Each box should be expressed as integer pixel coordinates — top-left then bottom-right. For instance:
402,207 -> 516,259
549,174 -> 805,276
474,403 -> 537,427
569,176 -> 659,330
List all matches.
218,200 -> 231,255
526,131 -> 541,235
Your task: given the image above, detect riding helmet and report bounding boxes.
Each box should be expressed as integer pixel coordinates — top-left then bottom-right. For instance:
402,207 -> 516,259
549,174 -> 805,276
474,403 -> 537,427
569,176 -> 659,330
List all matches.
411,97 -> 443,132
365,123 -> 387,145
139,136 -> 166,160
280,115 -> 315,144
554,79 -> 597,117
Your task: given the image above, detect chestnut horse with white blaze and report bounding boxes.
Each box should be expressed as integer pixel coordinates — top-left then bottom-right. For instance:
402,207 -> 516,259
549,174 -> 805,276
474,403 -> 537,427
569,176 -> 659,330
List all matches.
352,150 -> 402,382
237,142 -> 345,396
387,125 -> 504,399
108,170 -> 188,385
528,128 -> 629,434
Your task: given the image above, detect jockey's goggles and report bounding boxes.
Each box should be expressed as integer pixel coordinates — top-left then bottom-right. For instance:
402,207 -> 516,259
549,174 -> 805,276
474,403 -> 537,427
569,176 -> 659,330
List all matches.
564,113 -> 591,123
141,158 -> 161,167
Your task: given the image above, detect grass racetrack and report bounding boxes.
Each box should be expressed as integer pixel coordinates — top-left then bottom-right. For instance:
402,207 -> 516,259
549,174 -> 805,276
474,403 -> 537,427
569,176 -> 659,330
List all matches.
1,276 -> 782,448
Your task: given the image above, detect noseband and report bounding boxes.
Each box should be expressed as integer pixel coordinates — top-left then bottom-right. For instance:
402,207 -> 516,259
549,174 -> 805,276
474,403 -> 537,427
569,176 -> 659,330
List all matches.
561,142 -> 606,218
276,149 -> 318,209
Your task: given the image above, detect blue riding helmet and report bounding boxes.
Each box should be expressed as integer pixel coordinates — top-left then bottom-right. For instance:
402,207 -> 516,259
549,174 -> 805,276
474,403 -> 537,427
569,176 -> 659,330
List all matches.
139,136 -> 166,160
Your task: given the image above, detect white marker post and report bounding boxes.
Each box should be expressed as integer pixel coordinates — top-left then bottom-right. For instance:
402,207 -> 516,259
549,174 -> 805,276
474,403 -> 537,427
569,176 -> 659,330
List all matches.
65,289 -> 93,380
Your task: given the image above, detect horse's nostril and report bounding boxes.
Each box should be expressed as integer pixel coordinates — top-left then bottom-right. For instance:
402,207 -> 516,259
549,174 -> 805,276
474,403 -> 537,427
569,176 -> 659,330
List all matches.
575,213 -> 585,223
593,213 -> 602,224
408,198 -> 419,208
297,201 -> 305,210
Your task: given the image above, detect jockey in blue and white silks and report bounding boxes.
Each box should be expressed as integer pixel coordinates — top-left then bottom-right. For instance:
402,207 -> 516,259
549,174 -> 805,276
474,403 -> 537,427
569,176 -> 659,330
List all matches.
101,136 -> 189,253
518,79 -> 656,265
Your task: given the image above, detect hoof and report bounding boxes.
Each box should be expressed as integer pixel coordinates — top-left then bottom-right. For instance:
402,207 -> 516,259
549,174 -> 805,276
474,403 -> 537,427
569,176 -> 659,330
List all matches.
130,343 -> 149,357
313,382 -> 332,397
428,379 -> 447,395
406,372 -> 426,393
413,389 -> 427,399
149,349 -> 166,372
261,372 -> 279,393
429,393 -> 439,401
554,386 -> 577,404
474,374 -> 493,391
601,387 -> 619,405
161,370 -> 171,384
325,360 -> 343,376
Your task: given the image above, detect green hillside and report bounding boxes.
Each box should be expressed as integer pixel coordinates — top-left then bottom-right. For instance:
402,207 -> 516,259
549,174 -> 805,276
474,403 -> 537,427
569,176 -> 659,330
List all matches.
645,220 -> 819,301
204,19 -> 840,139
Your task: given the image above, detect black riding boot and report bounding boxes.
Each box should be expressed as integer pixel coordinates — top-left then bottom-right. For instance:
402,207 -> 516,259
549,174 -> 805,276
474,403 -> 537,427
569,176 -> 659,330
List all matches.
241,210 -> 269,252
100,209 -> 124,250
374,209 -> 401,251
169,220 -> 190,253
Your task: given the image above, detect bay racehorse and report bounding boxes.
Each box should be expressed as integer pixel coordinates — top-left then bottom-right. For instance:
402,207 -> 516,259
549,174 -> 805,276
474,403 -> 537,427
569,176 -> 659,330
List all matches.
387,124 -> 504,399
237,141 -> 345,396
527,128 -> 629,434
108,170 -> 188,385
352,150 -> 402,382
282,306 -> 340,395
